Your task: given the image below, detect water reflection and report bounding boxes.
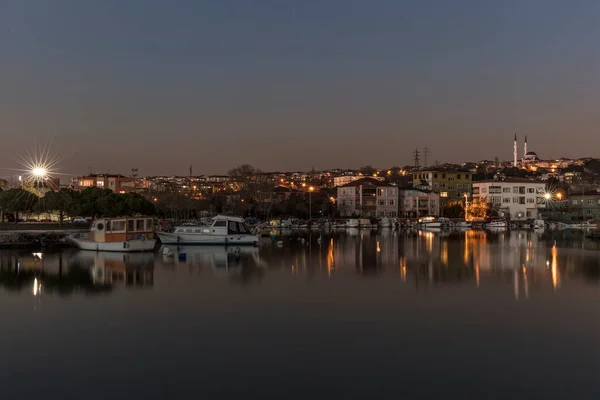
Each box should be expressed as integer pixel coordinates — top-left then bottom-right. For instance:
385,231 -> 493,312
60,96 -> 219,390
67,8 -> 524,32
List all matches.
1,230 -> 600,298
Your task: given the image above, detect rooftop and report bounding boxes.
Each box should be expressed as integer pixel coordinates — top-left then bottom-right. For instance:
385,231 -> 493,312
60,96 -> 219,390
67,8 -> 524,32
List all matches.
338,177 -> 394,188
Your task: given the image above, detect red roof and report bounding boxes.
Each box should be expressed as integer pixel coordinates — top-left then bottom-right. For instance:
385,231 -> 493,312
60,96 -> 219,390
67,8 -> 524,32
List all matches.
339,177 -> 394,188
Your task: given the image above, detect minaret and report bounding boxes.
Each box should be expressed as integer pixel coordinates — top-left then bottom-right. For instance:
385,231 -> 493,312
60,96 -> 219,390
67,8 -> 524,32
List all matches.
513,133 -> 518,167
524,135 -> 528,157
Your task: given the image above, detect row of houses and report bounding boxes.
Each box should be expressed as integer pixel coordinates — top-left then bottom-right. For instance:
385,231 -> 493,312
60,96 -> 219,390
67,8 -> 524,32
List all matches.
335,176 -> 552,221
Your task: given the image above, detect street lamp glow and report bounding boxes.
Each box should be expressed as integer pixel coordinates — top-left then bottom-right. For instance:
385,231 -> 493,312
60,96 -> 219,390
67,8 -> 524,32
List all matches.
309,186 -> 314,192
32,167 -> 47,177
544,193 -> 551,200
556,192 -> 562,200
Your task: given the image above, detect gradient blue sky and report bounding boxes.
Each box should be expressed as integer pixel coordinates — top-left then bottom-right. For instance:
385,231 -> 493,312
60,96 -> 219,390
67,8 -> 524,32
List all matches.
2,0 -> 600,178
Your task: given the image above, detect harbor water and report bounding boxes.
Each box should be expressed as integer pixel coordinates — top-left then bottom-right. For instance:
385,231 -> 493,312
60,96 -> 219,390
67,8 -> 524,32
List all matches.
2,229 -> 600,398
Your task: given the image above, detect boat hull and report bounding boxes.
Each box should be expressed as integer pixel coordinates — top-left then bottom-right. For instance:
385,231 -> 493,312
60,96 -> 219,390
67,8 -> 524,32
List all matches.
157,232 -> 260,246
68,236 -> 156,252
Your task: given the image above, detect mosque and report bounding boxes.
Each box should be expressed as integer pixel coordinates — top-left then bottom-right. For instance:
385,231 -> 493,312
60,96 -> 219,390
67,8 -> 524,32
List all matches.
513,134 -> 539,166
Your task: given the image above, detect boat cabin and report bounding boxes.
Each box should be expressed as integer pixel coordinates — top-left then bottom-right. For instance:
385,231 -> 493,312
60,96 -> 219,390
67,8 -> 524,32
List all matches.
90,217 -> 155,243
173,215 -> 252,236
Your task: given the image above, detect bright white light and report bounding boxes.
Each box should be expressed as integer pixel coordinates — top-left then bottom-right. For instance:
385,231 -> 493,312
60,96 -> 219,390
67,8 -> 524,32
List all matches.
544,193 -> 551,200
14,141 -> 65,191
32,167 -> 47,177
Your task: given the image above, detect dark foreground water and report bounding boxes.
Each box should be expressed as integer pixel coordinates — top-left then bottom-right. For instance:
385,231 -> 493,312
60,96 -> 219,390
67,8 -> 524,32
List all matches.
2,229 -> 600,399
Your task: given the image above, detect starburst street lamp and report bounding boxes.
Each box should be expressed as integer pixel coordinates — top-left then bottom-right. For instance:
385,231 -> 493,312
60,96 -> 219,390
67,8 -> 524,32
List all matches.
11,142 -> 65,195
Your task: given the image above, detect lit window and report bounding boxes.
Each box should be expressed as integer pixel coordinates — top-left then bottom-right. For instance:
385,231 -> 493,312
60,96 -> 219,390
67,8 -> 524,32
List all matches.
440,192 -> 448,198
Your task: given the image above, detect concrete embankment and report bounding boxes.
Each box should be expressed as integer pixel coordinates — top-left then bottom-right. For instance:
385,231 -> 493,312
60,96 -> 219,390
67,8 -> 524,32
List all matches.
0,224 -> 88,248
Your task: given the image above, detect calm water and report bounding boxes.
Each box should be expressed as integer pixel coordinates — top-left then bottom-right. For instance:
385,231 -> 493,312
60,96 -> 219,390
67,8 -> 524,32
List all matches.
2,229 -> 600,399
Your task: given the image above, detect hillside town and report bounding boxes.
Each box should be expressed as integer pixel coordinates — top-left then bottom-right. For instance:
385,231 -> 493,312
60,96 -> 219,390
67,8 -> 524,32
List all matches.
1,136 -> 600,225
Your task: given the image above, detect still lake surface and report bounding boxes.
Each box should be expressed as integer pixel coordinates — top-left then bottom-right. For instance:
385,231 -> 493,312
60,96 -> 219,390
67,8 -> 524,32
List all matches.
2,229 -> 600,399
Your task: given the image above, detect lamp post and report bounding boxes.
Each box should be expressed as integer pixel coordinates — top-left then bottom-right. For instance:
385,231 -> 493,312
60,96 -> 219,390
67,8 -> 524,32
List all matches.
309,186 -> 314,220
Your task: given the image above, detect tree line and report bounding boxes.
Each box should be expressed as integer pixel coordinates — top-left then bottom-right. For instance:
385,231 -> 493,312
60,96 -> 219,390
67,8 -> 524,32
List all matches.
0,187 -> 156,223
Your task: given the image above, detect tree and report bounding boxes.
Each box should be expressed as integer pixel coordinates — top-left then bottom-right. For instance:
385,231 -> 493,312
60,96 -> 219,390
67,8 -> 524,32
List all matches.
0,188 -> 39,222
70,187 -> 157,218
360,165 -> 377,176
441,200 -> 464,218
41,189 -> 76,223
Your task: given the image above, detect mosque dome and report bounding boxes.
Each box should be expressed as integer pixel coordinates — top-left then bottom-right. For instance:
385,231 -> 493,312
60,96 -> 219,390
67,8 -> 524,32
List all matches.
525,151 -> 537,156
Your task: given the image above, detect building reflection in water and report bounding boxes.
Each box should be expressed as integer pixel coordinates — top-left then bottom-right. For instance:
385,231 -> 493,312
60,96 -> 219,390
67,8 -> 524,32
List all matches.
2,228 -> 600,297
0,251 -> 116,296
297,228 -> 591,298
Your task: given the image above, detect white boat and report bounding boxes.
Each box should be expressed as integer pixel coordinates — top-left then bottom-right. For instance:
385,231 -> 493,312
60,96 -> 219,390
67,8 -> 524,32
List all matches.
562,221 -> 597,229
532,219 -> 545,229
331,220 -> 348,230
417,216 -> 451,229
157,215 -> 260,246
68,216 -> 157,252
484,218 -> 508,229
378,217 -> 392,228
268,218 -> 297,229
359,218 -> 373,229
345,219 -> 360,228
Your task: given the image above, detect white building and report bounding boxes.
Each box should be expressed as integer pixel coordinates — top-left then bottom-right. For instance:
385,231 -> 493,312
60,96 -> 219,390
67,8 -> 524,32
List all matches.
398,188 -> 440,217
337,177 -> 397,217
333,175 -> 384,188
472,179 -> 546,220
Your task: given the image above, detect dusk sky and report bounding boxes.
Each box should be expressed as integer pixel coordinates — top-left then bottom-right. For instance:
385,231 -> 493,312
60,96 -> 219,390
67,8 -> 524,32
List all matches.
2,0 -> 600,178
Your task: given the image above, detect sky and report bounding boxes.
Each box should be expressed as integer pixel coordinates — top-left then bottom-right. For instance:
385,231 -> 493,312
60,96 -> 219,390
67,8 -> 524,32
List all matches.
2,0 -> 600,179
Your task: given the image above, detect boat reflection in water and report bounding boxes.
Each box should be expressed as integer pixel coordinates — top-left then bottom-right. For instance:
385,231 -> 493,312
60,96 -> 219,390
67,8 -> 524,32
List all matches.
160,245 -> 266,284
72,251 -> 154,287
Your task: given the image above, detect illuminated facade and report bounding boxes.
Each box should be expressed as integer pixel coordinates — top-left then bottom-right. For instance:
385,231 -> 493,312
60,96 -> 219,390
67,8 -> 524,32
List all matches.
336,178 -> 397,217
472,179 -> 546,220
412,170 -> 473,201
72,174 -> 137,193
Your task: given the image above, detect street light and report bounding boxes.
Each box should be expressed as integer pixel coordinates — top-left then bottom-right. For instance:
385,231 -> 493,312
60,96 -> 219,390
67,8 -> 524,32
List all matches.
544,193 -> 551,200
556,192 -> 562,200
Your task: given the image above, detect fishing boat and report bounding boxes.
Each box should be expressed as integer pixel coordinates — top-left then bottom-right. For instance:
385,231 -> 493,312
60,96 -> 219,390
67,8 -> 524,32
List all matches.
156,215 -> 260,246
68,216 -> 157,252
417,216 -> 451,229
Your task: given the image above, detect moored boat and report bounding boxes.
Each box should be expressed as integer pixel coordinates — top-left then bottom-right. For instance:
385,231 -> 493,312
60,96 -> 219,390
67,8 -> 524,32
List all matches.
483,218 -> 508,229
157,215 -> 260,246
68,216 -> 156,252
417,216 -> 451,229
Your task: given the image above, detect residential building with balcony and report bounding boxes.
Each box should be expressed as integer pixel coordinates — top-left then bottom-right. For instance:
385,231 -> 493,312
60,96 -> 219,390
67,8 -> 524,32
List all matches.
567,191 -> 600,220
472,179 -> 546,220
412,170 -> 473,201
336,177 -> 397,217
72,174 -> 137,193
398,188 -> 440,217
